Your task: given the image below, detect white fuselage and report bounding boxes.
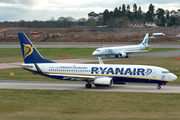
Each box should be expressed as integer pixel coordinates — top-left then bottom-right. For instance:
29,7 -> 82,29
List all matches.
92,44 -> 144,56
23,63 -> 177,84
93,33 -> 149,57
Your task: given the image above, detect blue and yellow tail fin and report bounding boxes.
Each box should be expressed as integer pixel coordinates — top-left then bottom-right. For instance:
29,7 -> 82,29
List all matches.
18,33 -> 55,63
139,33 -> 149,50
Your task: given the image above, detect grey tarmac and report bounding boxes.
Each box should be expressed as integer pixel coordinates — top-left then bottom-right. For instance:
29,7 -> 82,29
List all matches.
0,80 -> 180,93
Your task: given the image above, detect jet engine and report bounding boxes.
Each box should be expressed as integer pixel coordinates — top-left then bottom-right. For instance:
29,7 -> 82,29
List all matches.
94,77 -> 113,87
120,53 -> 126,57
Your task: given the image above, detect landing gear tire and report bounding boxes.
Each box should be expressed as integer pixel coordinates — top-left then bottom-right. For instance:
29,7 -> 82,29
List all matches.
85,84 -> 92,89
157,85 -> 161,89
115,55 -> 118,58
125,56 -> 129,58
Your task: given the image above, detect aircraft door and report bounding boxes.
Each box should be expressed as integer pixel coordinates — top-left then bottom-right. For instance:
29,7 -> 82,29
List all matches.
152,69 -> 157,78
41,66 -> 44,71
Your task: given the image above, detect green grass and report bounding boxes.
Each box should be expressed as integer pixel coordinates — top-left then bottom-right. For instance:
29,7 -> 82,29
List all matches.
1,48 -> 180,63
0,90 -> 180,120
0,48 -> 96,63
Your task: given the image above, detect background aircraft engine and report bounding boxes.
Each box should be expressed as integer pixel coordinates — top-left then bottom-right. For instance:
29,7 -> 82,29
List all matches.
120,53 -> 126,57
94,77 -> 113,87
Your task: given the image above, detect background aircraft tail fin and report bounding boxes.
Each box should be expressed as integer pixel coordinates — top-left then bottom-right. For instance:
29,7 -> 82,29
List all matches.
18,33 -> 55,64
139,33 -> 149,50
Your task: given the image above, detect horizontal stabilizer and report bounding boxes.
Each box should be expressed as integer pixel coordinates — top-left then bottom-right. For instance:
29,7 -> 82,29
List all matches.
3,63 -> 33,68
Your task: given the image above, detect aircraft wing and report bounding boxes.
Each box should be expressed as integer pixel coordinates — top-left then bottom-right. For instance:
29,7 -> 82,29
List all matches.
139,48 -> 152,52
139,50 -> 149,52
48,73 -> 113,87
48,74 -> 96,81
120,50 -> 142,53
121,48 -> 152,54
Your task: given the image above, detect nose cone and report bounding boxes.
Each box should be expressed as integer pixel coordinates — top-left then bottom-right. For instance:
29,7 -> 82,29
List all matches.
92,51 -> 96,56
92,50 -> 99,56
170,73 -> 177,81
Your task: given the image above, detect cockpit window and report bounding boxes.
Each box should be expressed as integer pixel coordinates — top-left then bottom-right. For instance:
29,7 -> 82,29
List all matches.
95,50 -> 100,51
162,71 -> 170,74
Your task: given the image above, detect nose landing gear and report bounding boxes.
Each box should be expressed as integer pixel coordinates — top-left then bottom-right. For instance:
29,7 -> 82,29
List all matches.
157,84 -> 161,89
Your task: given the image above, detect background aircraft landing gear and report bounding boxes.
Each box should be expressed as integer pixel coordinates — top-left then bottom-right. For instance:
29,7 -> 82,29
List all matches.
157,84 -> 161,89
115,55 -> 118,58
85,83 -> 92,89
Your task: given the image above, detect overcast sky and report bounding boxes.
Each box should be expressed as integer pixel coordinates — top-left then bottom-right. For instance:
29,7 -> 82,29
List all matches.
0,0 -> 179,22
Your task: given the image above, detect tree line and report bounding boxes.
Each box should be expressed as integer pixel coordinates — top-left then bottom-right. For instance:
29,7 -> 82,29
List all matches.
0,17 -> 87,28
88,3 -> 180,27
0,3 -> 179,28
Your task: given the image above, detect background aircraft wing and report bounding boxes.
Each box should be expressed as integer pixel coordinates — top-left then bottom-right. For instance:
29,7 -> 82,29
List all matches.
123,48 -> 151,53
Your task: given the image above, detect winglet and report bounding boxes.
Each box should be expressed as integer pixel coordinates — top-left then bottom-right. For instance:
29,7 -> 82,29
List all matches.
34,63 -> 43,74
98,57 -> 104,64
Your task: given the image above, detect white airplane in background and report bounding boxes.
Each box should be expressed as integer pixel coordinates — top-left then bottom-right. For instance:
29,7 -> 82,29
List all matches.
93,33 -> 150,58
18,33 -> 177,89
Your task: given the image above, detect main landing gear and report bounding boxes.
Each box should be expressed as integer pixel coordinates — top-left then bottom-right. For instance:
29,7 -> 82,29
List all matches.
116,54 -> 129,58
125,55 -> 129,58
85,83 -> 92,89
157,84 -> 161,89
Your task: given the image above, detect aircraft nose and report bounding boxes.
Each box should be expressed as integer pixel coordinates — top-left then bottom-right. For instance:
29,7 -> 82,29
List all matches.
92,51 -> 96,56
170,73 -> 177,81
92,51 -> 98,56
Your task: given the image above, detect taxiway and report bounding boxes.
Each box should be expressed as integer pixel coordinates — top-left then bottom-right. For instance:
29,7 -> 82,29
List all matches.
0,80 -> 179,93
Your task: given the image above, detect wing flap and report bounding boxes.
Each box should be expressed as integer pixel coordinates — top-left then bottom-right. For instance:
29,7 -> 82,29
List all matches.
124,49 -> 151,53
48,74 -> 96,81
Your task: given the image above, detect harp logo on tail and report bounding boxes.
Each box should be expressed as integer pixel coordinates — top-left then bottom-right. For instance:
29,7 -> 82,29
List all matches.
23,44 -> 33,59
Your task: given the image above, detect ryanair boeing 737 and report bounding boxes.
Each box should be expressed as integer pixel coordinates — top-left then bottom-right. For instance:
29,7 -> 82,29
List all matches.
18,33 -> 177,89
93,33 -> 150,58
